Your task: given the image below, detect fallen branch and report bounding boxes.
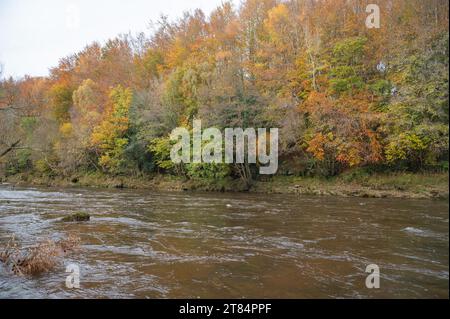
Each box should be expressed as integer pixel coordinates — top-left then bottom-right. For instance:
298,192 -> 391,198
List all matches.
0,140 -> 21,158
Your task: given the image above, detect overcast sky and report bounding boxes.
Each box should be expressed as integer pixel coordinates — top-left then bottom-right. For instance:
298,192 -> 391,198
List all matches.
0,0 -> 239,79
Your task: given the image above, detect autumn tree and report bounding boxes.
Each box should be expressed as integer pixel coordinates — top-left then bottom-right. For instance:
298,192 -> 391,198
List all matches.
91,85 -> 133,173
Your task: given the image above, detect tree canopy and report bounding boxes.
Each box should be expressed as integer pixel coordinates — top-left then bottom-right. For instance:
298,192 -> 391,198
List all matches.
1,0 -> 448,182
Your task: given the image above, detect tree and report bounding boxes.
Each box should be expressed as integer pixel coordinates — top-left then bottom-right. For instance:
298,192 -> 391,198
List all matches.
72,79 -> 103,144
48,82 -> 73,124
1,0 -> 448,180
382,32 -> 449,170
91,85 -> 133,173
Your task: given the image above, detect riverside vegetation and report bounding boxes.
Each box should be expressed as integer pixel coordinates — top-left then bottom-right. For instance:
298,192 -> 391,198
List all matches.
0,234 -> 80,276
0,0 -> 448,199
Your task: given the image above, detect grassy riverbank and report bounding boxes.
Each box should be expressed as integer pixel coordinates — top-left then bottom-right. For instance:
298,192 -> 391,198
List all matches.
2,171 -> 448,200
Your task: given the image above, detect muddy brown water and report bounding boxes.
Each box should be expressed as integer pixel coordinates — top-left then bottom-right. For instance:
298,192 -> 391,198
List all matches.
0,184 -> 448,298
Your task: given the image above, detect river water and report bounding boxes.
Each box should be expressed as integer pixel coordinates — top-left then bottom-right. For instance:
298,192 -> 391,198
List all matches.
0,185 -> 448,298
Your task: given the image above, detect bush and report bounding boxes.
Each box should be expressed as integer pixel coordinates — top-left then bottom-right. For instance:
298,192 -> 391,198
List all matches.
0,235 -> 80,276
5,149 -> 32,175
186,163 -> 231,180
34,158 -> 53,175
340,168 -> 372,183
385,133 -> 429,170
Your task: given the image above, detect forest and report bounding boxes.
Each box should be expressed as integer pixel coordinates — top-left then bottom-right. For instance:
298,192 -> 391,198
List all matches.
0,0 -> 448,191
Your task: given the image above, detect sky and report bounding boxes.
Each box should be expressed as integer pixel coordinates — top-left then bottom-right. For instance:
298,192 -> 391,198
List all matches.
0,0 -> 239,79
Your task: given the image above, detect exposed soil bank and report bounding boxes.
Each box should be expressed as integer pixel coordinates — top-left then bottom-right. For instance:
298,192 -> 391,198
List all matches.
2,172 -> 448,200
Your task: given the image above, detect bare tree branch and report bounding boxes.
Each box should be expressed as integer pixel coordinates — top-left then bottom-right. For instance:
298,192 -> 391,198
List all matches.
0,140 -> 21,158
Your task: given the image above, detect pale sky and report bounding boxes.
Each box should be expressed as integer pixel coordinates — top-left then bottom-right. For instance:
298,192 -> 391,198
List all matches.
0,0 -> 239,79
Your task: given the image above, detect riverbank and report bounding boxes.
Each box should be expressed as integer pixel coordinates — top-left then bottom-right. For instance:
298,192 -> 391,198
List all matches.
2,171 -> 448,200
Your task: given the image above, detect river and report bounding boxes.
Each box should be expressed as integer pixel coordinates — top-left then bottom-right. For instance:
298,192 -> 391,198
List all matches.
0,185 -> 448,298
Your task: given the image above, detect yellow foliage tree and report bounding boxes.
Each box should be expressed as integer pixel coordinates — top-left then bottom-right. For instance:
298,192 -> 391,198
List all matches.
91,85 -> 132,173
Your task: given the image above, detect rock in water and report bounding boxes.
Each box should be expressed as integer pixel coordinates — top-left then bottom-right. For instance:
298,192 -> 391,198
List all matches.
61,212 -> 90,222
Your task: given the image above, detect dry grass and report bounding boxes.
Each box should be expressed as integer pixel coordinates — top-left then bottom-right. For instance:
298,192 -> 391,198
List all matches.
0,234 -> 80,276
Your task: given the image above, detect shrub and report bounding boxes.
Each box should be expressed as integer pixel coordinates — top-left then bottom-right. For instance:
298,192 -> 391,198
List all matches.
385,133 -> 429,170
0,235 -> 81,276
